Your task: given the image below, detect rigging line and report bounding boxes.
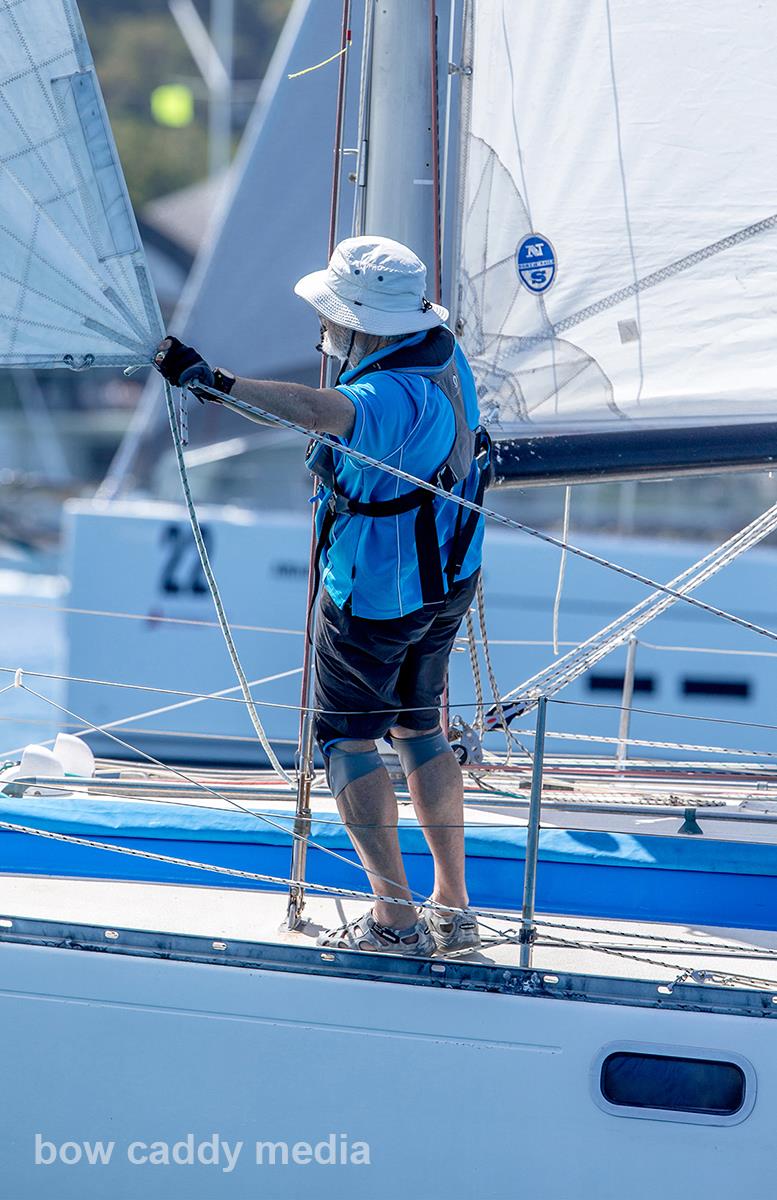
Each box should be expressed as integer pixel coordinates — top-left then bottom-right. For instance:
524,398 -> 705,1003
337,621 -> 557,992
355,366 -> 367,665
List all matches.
464,606 -> 484,731
0,667 -> 303,763
541,940 -> 777,991
516,728 -> 777,760
16,681 -> 483,927
496,503 -> 777,712
0,597 -> 306,637
462,201 -> 777,348
163,382 -> 292,788
549,695 -> 777,735
0,817 -> 416,909
287,42 -> 349,80
552,210 -> 777,338
535,918 -> 777,959
0,716 -> 298,751
0,813 -> 552,950
0,663 -> 491,717
200,380 -> 777,646
551,486 -> 571,655
639,641 -> 777,660
475,576 -> 521,761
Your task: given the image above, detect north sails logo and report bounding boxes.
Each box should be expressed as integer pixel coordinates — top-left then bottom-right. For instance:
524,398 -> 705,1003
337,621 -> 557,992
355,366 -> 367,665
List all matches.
516,233 -> 556,294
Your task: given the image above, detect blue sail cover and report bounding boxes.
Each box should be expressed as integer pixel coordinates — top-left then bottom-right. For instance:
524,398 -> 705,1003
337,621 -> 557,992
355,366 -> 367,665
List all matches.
0,0 -> 163,369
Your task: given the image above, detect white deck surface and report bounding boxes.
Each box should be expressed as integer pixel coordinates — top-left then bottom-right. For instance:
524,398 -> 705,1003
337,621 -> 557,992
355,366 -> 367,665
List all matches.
1,872 -> 776,990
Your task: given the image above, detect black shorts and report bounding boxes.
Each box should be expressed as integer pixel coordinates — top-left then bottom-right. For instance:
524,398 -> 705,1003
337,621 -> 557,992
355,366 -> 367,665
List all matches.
313,571 -> 479,746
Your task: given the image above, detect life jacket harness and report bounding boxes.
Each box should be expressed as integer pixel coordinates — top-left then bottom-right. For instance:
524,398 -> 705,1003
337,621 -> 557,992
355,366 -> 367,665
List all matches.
306,329 -> 493,611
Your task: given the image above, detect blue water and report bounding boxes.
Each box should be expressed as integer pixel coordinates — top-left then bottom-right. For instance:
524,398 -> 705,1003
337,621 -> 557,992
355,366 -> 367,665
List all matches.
0,570 -> 65,761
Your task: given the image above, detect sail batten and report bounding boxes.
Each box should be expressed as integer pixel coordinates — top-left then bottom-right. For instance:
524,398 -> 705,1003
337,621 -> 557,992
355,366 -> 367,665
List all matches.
0,0 -> 163,370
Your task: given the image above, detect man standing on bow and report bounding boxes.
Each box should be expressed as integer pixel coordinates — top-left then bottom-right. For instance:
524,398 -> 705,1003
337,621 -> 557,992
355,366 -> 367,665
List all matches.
153,236 -> 489,956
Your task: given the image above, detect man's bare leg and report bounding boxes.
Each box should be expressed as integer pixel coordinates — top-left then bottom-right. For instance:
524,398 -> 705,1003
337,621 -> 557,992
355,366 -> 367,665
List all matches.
334,740 -> 416,929
390,725 -> 469,911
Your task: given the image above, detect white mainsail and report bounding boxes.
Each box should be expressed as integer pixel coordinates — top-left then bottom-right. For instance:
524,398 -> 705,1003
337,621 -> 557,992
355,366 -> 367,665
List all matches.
0,0 -> 162,369
456,0 -> 777,435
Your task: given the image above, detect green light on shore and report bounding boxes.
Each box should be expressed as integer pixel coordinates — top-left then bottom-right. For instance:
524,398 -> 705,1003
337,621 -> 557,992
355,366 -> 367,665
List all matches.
151,85 -> 194,128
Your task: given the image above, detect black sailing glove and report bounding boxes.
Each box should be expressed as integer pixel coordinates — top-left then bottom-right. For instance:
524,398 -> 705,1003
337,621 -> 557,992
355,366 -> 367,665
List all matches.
152,336 -> 215,389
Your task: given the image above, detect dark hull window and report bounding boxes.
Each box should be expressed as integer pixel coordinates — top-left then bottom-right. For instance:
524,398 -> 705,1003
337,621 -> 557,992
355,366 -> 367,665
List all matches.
601,1052 -> 745,1116
588,674 -> 655,694
682,679 -> 750,699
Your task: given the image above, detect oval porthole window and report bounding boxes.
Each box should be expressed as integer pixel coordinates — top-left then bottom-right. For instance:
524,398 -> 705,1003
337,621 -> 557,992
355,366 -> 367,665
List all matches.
601,1052 -> 745,1116
592,1044 -> 756,1126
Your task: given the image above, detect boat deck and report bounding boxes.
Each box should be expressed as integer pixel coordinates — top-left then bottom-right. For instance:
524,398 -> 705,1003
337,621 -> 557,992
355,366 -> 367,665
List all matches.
2,871 -> 777,994
4,752 -> 777,1001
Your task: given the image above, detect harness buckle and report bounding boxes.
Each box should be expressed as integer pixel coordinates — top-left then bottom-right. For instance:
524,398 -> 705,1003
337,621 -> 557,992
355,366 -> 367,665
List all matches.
329,493 -> 351,516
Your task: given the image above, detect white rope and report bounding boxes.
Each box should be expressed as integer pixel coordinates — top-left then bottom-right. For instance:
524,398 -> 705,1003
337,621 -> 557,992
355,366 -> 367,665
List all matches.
515,726 -> 777,760
551,485 -> 572,655
464,606 -> 485,732
163,382 -> 293,788
473,575 -> 523,761
494,499 -> 777,721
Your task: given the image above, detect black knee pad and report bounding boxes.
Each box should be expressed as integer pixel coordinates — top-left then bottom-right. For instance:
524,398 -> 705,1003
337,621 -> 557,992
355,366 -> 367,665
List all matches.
392,728 -> 452,778
324,740 -> 383,798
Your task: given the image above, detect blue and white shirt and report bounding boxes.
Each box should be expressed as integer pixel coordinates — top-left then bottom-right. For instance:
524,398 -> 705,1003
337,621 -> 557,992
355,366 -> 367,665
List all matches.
318,328 -> 484,619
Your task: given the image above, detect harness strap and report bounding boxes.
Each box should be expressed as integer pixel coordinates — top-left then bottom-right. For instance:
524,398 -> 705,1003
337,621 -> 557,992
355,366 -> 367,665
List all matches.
308,503 -> 338,640
341,486 -> 429,518
414,492 -> 446,606
445,431 -> 492,586
310,429 -> 492,620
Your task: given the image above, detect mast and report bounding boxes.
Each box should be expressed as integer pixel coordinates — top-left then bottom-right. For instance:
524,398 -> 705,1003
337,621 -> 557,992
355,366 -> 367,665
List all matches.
357,0 -> 439,275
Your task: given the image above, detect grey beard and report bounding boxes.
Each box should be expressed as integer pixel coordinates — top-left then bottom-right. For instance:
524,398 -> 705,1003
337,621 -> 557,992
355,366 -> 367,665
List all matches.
321,324 -> 355,362
320,323 -> 403,368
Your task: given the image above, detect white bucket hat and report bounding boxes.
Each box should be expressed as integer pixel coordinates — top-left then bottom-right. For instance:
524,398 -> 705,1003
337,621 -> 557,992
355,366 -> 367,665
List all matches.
294,235 -> 448,336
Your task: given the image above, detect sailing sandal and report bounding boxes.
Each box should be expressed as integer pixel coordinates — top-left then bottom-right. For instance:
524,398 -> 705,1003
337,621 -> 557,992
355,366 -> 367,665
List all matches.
317,911 -> 435,956
425,903 -> 481,953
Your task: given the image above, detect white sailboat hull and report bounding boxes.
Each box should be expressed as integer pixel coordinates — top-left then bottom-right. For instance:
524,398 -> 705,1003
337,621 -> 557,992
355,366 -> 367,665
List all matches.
64,498 -> 777,764
0,921 -> 774,1199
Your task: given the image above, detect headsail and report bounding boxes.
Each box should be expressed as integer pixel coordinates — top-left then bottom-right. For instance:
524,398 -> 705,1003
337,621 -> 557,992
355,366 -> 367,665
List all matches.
0,0 -> 163,369
456,1 -> 777,450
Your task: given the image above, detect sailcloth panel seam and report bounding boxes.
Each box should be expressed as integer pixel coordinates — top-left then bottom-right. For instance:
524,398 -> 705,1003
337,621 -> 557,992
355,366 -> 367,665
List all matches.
0,0 -> 164,366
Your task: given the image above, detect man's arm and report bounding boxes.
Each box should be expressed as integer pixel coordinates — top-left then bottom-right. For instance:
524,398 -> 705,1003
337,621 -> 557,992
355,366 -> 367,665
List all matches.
152,336 -> 355,439
230,377 -> 355,440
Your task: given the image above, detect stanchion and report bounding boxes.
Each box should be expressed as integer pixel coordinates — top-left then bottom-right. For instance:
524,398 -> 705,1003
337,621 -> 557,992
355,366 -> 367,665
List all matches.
519,696 -> 547,968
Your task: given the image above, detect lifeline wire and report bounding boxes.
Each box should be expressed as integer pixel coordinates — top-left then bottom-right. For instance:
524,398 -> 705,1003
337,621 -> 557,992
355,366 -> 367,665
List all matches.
7,682 -> 776,966
0,666 -> 302,763
0,814 -> 769,988
14,681 -> 485,929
